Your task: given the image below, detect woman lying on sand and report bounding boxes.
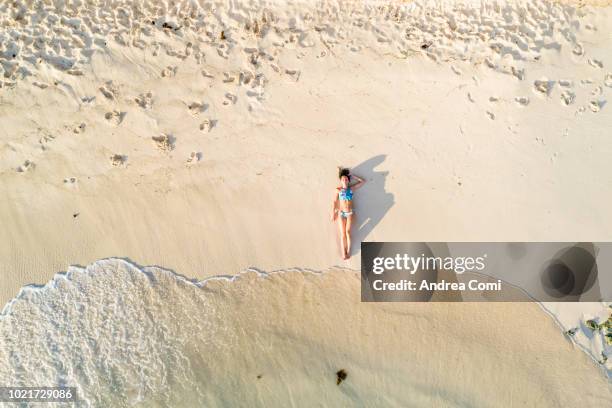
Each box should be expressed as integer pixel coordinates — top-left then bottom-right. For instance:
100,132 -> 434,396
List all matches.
332,168 -> 366,260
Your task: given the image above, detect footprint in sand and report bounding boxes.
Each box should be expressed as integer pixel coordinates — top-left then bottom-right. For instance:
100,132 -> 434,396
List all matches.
247,89 -> 265,100
559,80 -> 573,88
135,92 -> 153,109
591,86 -> 603,96
515,96 -> 530,106
109,154 -> 127,167
589,100 -> 605,113
285,69 -> 301,81
216,47 -> 228,59
81,96 -> 96,104
533,79 -> 555,96
152,134 -> 175,152
73,122 -> 86,134
573,43 -> 584,56
510,66 -> 525,81
188,101 -> 208,115
152,43 -> 160,57
161,66 -> 178,77
451,65 -> 462,75
588,59 -> 604,69
104,110 -> 125,126
194,49 -> 205,65
561,90 -> 576,106
201,69 -> 214,79
99,81 -> 119,100
38,131 -> 56,146
199,119 -> 216,132
16,160 -> 35,173
33,81 -> 49,89
248,53 -> 260,67
223,72 -> 238,83
186,151 -> 202,164
605,73 -> 612,87
67,68 -> 83,76
486,111 -> 495,120
223,93 -> 237,106
239,71 -> 255,86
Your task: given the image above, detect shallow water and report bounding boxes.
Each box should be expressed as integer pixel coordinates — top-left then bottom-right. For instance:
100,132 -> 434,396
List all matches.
1,259 -> 611,407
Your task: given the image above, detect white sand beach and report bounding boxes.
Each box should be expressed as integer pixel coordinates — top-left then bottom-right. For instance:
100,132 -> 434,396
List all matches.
1,0 -> 612,405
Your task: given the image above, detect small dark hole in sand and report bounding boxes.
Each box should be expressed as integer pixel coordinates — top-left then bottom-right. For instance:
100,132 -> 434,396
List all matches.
73,213 -> 79,218
336,369 -> 347,385
257,374 -> 262,379
220,31 -> 226,40
421,43 -> 430,50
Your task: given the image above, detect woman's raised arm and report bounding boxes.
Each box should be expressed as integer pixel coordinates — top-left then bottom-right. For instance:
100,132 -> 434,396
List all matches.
350,175 -> 366,190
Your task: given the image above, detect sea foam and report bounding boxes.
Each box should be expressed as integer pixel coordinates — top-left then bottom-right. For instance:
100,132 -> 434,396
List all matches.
1,259 -> 611,408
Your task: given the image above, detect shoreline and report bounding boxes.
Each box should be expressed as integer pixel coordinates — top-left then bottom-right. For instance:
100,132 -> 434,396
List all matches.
1,257 -> 610,406
2,257 -> 611,381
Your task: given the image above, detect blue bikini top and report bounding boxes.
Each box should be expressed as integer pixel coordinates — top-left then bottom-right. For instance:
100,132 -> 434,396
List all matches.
338,187 -> 353,201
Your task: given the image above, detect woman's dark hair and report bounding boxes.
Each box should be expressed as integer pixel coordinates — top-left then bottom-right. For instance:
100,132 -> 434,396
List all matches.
339,168 -> 351,180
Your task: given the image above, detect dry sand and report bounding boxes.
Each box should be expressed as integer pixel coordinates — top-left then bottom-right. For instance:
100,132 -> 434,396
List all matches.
2,0 -> 611,301
1,0 -> 612,403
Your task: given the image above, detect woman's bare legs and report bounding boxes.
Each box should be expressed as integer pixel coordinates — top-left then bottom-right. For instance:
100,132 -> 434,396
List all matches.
337,216 -> 348,259
345,214 -> 353,259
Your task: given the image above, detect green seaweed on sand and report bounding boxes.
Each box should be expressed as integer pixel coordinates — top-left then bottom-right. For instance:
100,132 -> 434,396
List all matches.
336,369 -> 348,386
600,315 -> 612,330
585,319 -> 599,331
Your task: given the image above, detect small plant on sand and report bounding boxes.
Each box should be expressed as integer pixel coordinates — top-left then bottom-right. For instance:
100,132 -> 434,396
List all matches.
601,315 -> 612,330
585,319 -> 599,331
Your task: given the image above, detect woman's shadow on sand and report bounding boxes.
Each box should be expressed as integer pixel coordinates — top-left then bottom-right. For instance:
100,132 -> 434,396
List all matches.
351,155 -> 394,256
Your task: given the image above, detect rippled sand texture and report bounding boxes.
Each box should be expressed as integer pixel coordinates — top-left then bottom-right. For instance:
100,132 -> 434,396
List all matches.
0,259 -> 610,407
